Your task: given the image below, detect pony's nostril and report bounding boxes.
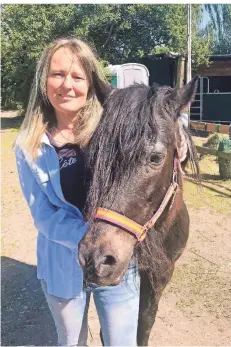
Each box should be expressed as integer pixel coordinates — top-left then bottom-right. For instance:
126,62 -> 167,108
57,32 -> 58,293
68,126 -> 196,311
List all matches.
95,254 -> 117,277
103,255 -> 117,266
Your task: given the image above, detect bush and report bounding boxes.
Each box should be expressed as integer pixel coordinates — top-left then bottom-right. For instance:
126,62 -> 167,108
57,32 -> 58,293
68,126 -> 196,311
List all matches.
218,137 -> 231,179
203,133 -> 222,150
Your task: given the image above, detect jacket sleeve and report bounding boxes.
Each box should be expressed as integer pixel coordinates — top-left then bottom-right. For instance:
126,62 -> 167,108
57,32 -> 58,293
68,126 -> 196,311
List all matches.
15,147 -> 88,252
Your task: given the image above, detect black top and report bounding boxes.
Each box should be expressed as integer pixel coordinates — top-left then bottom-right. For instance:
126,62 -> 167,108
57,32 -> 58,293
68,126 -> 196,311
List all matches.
47,132 -> 88,212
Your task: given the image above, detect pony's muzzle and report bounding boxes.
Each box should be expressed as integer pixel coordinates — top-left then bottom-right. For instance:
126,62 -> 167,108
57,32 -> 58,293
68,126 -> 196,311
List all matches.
78,244 -> 118,282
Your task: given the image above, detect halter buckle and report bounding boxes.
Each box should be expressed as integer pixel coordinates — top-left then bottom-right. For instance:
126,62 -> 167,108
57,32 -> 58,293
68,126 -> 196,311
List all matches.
172,168 -> 178,184
139,225 -> 149,242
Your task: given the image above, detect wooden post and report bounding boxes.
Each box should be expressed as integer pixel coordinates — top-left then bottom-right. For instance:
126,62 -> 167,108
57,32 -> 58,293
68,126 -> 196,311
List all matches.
176,57 -> 185,88
186,4 -> 192,84
180,5 -> 192,127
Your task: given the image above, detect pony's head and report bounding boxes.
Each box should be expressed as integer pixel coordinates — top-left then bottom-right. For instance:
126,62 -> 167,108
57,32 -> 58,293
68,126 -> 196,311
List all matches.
79,75 -> 199,286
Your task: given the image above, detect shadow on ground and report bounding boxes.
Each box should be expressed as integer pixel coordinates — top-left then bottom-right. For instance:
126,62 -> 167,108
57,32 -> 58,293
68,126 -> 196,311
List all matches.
1,256 -> 56,346
1,115 -> 24,130
186,175 -> 231,197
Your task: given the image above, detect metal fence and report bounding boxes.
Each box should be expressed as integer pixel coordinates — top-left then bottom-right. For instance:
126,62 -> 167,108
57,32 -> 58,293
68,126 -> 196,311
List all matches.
190,77 -> 231,123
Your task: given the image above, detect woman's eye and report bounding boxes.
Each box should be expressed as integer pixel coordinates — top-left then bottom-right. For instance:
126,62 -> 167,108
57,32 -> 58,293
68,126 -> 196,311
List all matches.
73,76 -> 84,80
52,73 -> 64,77
149,153 -> 165,165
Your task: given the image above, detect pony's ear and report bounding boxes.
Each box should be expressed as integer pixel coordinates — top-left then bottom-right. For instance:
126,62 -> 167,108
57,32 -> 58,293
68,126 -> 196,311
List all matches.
168,76 -> 199,113
92,71 -> 114,106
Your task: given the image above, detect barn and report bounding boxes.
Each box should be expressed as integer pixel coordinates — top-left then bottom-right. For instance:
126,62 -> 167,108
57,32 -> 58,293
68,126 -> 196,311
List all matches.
191,54 -> 231,123
138,53 -> 231,123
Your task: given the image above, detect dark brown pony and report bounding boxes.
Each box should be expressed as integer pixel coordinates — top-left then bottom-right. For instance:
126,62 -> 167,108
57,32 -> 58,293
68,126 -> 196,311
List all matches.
79,76 -> 199,345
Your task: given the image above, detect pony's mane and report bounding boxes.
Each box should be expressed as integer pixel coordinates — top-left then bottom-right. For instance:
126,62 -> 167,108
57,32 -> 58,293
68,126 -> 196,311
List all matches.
85,83 -> 172,216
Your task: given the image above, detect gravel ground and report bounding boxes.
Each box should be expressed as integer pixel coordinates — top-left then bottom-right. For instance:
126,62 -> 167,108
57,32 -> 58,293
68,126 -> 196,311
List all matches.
1,112 -> 231,346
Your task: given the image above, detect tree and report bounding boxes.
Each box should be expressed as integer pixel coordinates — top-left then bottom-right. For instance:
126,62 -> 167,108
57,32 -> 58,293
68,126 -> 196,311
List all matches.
2,4 -> 213,110
1,4 -> 76,109
204,4 -> 231,54
72,4 -> 212,65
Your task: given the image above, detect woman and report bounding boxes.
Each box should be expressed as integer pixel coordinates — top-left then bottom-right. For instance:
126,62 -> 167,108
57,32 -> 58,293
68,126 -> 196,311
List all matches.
15,37 -> 140,346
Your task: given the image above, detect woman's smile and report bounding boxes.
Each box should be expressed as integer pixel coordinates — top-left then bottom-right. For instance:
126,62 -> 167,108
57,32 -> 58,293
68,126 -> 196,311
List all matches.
58,94 -> 76,100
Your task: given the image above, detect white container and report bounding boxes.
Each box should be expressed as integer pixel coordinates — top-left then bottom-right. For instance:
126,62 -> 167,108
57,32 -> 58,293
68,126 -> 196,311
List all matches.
107,63 -> 149,88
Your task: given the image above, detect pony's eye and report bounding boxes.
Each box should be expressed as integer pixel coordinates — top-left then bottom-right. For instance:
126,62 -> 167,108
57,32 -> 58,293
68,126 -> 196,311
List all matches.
149,153 -> 165,165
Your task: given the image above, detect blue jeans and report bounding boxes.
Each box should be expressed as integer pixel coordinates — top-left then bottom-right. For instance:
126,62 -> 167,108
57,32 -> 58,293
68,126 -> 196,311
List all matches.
41,264 -> 140,346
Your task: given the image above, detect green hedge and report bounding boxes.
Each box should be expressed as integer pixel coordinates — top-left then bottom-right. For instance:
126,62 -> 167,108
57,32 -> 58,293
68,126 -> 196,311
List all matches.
218,138 -> 231,179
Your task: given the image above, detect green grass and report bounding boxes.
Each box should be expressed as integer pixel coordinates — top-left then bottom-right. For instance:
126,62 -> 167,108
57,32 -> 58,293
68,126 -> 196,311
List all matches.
184,180 -> 231,215
184,138 -> 231,215
184,155 -> 231,214
2,131 -> 18,146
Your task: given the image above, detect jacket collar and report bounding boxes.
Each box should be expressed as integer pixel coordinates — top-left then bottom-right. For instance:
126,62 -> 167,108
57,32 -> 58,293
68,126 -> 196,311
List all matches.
41,132 -> 52,146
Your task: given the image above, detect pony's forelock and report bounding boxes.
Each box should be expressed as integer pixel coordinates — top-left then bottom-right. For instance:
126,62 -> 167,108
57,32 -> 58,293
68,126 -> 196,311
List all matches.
85,83 -> 173,217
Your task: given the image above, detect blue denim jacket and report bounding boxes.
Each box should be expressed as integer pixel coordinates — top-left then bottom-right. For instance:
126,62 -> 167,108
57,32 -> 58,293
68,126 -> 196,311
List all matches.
15,133 -> 88,298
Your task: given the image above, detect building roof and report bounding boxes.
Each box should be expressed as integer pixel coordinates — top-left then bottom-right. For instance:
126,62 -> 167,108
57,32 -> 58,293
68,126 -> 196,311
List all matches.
142,52 -> 181,60
143,53 -> 231,61
209,55 -> 231,61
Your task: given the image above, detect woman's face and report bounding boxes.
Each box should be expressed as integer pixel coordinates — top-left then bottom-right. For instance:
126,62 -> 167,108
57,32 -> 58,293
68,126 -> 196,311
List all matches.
47,47 -> 89,120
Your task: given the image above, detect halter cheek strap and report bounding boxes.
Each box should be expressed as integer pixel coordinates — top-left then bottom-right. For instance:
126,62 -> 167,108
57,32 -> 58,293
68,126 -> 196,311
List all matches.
94,157 -> 179,242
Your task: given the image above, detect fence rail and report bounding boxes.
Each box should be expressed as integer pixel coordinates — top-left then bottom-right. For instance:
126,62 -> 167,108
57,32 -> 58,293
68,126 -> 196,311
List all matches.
190,121 -> 230,135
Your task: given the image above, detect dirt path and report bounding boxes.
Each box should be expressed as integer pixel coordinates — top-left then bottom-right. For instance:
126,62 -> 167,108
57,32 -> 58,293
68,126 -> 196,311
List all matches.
1,113 -> 231,346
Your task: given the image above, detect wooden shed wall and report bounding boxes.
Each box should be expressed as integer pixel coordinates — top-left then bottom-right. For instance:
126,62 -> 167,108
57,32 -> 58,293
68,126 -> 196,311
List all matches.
193,60 -> 231,77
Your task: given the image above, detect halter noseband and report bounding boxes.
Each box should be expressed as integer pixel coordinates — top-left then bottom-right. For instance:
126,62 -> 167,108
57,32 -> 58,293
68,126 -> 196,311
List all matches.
94,157 -> 179,242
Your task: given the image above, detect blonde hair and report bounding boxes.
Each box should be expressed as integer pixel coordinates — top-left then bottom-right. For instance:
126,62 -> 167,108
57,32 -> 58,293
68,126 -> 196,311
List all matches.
17,37 -> 105,160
